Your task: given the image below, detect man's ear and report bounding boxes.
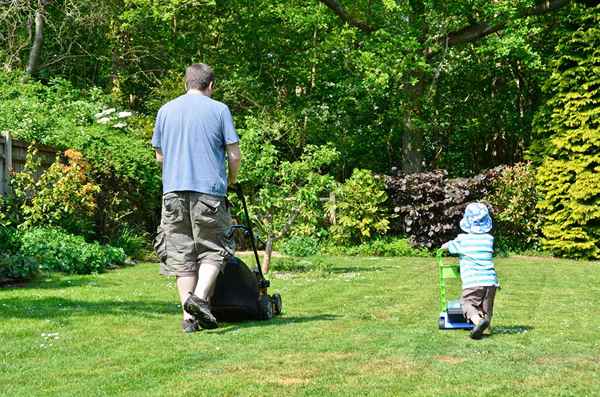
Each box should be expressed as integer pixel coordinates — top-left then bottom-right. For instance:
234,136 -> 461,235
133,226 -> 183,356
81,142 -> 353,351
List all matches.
208,81 -> 214,91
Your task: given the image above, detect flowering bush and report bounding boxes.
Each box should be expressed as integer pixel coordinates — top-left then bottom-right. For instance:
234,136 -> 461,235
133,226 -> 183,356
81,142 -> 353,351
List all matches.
11,148 -> 100,237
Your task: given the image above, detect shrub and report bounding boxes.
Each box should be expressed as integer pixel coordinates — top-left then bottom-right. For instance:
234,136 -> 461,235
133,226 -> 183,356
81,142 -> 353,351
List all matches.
0,254 -> 39,282
326,169 -> 390,244
280,236 -> 320,257
485,163 -> 541,253
384,168 -> 503,248
19,228 -> 126,274
269,257 -> 333,273
322,237 -> 429,257
532,9 -> 600,259
0,225 -> 38,282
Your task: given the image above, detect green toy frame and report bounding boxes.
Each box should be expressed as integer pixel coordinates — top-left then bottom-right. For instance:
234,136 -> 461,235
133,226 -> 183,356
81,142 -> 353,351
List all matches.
437,249 -> 461,312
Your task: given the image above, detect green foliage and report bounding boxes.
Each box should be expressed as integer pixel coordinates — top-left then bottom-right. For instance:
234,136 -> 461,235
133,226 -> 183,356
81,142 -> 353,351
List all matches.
110,227 -> 149,259
326,169 -> 389,244
485,163 -> 541,253
280,236 -> 320,257
322,237 -> 429,257
534,8 -> 600,259
19,228 -> 126,274
1,0 -> 590,178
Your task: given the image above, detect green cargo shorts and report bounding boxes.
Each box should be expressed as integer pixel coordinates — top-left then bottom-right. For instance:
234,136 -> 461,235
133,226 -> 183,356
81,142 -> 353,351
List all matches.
154,191 -> 235,277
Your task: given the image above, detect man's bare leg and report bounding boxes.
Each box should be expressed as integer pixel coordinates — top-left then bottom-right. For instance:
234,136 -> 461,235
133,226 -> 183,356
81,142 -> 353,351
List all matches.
176,275 -> 198,320
194,263 -> 221,301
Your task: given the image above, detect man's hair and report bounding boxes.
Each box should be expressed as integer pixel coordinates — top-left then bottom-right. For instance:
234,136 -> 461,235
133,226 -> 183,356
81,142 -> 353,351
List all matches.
185,63 -> 214,90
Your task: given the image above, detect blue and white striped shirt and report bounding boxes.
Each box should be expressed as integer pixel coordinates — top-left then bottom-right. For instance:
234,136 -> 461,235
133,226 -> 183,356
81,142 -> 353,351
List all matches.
446,233 -> 499,289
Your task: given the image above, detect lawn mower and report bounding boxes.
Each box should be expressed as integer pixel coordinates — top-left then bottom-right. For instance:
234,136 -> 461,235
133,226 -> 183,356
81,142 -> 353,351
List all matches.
437,249 -> 473,330
210,183 -> 282,322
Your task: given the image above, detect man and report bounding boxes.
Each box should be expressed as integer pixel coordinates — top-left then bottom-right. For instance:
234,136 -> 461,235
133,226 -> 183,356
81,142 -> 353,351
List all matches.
152,63 -> 242,333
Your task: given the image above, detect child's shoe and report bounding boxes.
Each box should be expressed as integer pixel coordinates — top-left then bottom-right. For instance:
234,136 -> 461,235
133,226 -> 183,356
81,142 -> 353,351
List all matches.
470,318 -> 490,339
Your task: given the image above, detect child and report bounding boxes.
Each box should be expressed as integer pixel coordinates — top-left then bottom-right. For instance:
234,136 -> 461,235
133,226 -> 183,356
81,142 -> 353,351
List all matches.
442,202 -> 498,339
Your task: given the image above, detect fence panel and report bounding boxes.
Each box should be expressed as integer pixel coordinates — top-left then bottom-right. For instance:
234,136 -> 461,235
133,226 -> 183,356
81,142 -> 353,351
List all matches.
0,132 -> 57,195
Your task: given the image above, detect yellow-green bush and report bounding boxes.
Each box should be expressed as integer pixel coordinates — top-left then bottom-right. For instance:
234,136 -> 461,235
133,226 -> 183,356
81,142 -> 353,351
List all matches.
326,169 -> 390,244
535,8 -> 600,259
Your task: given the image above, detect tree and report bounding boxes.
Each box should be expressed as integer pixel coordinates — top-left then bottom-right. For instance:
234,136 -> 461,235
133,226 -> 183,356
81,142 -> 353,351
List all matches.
317,0 -> 583,172
236,118 -> 338,272
534,6 -> 600,259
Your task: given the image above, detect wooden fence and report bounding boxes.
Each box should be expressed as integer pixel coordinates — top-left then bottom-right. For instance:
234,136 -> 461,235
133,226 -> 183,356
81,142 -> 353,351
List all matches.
0,132 -> 57,195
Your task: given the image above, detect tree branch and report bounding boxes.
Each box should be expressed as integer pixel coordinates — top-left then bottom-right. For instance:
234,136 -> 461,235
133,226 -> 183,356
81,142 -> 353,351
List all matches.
446,0 -> 572,47
319,0 -> 573,48
318,0 -> 375,32
26,1 -> 46,75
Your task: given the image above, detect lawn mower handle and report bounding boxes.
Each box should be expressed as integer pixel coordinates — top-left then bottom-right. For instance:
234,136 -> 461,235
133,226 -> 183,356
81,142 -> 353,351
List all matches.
231,183 -> 266,281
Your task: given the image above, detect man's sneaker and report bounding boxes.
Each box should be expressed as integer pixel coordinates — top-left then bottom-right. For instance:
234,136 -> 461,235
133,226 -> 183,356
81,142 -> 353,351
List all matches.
183,293 -> 218,330
181,319 -> 199,333
470,318 -> 490,340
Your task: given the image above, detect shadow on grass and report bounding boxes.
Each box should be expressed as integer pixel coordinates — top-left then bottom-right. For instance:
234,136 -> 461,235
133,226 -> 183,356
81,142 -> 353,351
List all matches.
1,276 -> 116,291
0,297 -> 177,320
489,325 -> 534,336
209,314 -> 339,335
327,266 -> 390,274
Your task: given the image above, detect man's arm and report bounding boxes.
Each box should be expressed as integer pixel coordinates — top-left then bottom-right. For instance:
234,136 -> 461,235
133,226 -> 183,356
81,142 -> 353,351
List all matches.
155,148 -> 164,165
226,142 -> 241,186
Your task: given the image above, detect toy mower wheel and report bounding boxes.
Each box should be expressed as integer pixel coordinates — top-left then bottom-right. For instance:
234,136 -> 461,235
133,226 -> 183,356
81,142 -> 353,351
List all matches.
271,293 -> 282,315
258,294 -> 273,320
438,317 -> 445,330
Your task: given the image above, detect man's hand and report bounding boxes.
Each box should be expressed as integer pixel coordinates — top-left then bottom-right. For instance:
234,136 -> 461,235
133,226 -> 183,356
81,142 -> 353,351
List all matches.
155,148 -> 164,163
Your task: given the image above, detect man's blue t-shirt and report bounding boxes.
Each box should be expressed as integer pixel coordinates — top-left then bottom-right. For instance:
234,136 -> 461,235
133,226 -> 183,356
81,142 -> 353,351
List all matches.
151,93 -> 239,196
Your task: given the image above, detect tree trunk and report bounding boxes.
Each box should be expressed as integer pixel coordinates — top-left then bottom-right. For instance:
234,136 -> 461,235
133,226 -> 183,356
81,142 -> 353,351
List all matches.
401,77 -> 427,173
262,236 -> 273,274
26,1 -> 46,76
401,111 -> 425,173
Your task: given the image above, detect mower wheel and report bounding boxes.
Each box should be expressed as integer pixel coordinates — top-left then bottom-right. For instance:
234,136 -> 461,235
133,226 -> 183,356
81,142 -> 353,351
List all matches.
258,294 -> 273,320
438,317 -> 445,330
271,293 -> 282,315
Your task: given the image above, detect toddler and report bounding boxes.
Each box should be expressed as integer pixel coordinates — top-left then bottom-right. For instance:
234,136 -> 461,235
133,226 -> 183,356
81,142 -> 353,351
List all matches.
442,202 -> 499,339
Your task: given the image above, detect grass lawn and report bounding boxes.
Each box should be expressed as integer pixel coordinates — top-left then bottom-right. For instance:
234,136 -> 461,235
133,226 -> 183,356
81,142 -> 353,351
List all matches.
1,255 -> 599,396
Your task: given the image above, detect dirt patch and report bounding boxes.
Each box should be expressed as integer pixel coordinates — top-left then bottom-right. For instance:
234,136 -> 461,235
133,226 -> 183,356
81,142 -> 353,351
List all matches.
272,377 -> 310,386
359,356 -> 416,374
435,355 -> 465,364
535,356 -> 600,366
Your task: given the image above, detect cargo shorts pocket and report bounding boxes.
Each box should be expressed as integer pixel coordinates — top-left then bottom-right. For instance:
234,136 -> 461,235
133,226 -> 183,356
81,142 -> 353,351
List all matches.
199,198 -> 221,216
153,226 -> 168,264
163,193 -> 185,224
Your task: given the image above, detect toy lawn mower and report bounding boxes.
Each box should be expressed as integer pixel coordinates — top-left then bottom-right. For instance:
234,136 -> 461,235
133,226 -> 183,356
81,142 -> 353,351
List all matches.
210,183 -> 282,322
437,249 -> 473,330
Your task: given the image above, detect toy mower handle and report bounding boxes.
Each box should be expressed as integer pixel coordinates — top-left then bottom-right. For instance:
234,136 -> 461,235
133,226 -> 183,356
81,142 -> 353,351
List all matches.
436,249 -> 445,266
